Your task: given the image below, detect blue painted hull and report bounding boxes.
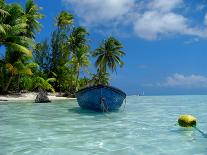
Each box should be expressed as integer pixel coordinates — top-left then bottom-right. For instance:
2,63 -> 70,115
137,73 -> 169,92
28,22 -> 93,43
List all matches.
75,85 -> 126,112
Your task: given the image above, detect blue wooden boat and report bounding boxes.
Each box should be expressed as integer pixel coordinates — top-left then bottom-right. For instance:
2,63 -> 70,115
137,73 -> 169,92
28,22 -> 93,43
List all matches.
75,85 -> 126,112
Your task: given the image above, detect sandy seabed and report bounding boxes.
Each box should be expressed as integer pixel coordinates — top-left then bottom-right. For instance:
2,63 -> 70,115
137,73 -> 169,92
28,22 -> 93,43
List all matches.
0,93 -> 76,102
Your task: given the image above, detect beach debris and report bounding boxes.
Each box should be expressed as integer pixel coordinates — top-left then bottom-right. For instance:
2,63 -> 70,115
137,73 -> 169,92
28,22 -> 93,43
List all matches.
35,88 -> 51,103
178,115 -> 197,127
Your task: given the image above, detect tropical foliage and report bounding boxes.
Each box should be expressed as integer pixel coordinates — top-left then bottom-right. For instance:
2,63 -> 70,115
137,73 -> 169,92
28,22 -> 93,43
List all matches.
93,37 -> 125,73
0,0 -> 125,96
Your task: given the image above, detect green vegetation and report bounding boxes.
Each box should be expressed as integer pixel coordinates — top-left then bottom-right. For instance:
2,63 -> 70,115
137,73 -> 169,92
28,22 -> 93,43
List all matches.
0,0 -> 125,96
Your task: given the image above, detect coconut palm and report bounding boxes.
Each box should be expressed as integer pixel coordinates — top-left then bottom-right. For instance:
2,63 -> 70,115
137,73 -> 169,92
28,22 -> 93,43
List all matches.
68,26 -> 89,91
3,60 -> 36,92
68,26 -> 89,53
50,11 -> 73,69
24,0 -> 44,39
0,3 -> 33,56
0,3 -> 33,92
90,72 -> 110,86
93,37 -> 125,74
48,11 -> 74,93
0,1 -> 43,93
71,46 -> 90,91
56,11 -> 73,29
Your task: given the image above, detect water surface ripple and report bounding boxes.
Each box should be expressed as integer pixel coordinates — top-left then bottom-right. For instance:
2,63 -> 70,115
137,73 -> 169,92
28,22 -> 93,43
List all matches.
0,95 -> 207,155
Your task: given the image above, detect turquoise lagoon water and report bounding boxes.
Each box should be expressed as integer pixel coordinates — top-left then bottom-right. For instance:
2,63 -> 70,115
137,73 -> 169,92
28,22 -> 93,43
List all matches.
0,95 -> 207,155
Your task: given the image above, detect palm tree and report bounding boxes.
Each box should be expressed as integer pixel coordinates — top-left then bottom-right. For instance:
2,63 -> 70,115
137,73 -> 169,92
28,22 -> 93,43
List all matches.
56,11 -> 73,29
48,11 -> 73,93
71,46 -> 90,91
51,11 -> 74,67
68,26 -> 89,91
0,3 -> 33,56
3,60 -> 36,92
24,0 -> 44,39
90,72 -> 110,86
68,27 -> 88,52
0,1 -> 43,93
93,37 -> 125,74
92,37 -> 125,85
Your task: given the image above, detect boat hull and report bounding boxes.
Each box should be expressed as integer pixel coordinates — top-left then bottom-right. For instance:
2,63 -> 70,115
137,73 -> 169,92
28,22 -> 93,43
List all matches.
75,85 -> 126,112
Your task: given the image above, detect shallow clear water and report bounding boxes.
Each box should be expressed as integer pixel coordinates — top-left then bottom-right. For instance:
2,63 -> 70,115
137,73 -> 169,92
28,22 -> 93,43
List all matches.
0,95 -> 207,155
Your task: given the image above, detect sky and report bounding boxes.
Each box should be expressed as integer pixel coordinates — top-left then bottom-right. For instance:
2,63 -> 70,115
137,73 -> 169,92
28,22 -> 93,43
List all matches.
4,0 -> 207,95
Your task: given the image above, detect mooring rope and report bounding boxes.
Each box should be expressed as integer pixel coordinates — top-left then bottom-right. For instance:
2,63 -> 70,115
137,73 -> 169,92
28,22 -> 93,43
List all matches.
194,127 -> 207,138
100,87 -> 108,113
100,96 -> 109,112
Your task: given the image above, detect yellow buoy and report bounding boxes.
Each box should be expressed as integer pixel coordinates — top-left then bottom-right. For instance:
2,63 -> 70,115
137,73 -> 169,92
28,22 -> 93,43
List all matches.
178,115 -> 197,128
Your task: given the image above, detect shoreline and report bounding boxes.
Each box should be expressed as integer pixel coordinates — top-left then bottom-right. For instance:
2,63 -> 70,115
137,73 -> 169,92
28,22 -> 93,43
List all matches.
0,93 -> 76,102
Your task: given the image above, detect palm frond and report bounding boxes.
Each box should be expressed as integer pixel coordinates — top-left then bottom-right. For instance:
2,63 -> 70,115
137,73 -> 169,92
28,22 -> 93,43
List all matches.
0,24 -> 6,34
93,37 -> 125,73
47,78 -> 56,83
0,9 -> 10,16
56,11 -> 73,28
5,42 -> 32,56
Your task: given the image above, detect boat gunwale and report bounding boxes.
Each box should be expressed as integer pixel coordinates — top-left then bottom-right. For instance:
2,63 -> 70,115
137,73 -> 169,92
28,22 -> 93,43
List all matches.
75,85 -> 126,98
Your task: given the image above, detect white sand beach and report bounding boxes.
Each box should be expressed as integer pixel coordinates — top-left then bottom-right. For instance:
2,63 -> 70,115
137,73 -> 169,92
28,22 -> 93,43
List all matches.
0,93 -> 76,102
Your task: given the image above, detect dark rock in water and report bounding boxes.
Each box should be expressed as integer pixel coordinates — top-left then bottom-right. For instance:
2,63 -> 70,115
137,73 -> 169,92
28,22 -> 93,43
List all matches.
35,89 -> 51,103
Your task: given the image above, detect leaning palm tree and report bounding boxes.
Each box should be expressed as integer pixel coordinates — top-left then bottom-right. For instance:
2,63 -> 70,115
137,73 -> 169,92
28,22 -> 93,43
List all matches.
3,60 -> 36,92
0,1 -> 43,93
93,37 -> 125,74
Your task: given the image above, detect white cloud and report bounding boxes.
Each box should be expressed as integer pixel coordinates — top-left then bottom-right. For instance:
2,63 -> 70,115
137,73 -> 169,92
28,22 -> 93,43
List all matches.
148,0 -> 183,12
134,11 -> 188,40
133,11 -> 207,40
159,73 -> 207,88
62,0 -> 207,40
133,0 -> 207,40
62,0 -> 135,26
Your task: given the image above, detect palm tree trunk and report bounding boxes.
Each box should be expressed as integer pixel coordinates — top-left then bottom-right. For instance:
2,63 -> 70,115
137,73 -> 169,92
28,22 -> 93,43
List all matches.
3,75 -> 13,93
